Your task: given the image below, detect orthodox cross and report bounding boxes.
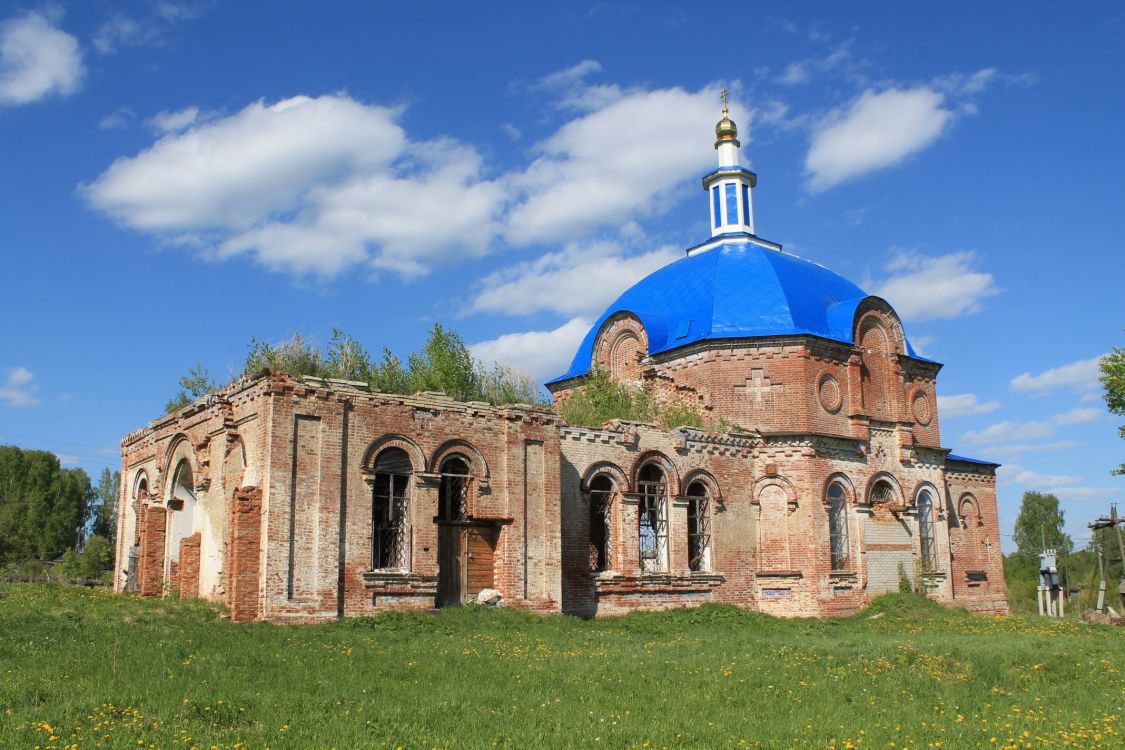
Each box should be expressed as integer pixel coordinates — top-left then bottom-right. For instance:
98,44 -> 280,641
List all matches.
720,87 -> 729,114
736,368 -> 776,406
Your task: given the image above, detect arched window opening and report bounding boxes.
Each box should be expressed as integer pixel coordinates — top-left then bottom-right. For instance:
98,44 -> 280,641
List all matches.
168,460 -> 196,563
917,489 -> 937,572
588,475 -> 614,572
637,464 -> 668,573
438,455 -> 471,522
959,495 -> 982,528
686,481 -> 711,572
827,482 -> 850,571
372,448 -> 412,570
869,479 -> 897,507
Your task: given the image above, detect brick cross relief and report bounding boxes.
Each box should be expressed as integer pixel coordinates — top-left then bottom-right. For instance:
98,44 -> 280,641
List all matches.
735,368 -> 780,406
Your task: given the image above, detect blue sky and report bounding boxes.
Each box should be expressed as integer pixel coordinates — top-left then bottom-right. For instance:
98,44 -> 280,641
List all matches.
1,1 -> 1122,551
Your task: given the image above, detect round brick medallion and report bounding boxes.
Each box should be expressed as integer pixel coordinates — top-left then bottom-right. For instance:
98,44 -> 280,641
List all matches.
817,373 -> 842,413
912,390 -> 932,425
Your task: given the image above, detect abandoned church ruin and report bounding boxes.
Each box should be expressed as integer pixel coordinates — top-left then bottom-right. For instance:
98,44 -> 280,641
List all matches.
114,102 -> 1009,620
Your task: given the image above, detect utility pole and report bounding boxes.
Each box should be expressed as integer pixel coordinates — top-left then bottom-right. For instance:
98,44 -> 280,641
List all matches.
1113,504 -> 1125,609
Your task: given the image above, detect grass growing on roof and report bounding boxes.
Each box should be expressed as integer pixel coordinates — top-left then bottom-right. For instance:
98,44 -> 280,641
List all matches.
1,583 -> 1123,749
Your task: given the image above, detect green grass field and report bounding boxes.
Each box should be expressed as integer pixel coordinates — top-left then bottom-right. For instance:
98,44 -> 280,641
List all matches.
1,585 -> 1122,750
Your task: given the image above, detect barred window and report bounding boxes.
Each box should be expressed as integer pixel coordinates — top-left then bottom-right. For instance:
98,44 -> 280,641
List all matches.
637,464 -> 668,573
588,474 -> 614,571
827,482 -> 850,570
372,448 -> 412,570
438,455 -> 471,521
869,479 -> 897,506
917,488 -> 937,572
686,481 -> 711,572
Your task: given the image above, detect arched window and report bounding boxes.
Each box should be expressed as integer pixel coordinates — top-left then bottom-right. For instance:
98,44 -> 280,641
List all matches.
637,464 -> 668,573
869,479 -> 897,507
438,455 -> 471,522
827,482 -> 850,571
372,447 -> 412,570
917,488 -> 937,572
168,460 -> 196,563
588,475 -> 614,571
686,481 -> 711,572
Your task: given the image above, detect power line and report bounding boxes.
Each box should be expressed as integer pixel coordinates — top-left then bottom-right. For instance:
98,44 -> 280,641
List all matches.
0,431 -> 117,451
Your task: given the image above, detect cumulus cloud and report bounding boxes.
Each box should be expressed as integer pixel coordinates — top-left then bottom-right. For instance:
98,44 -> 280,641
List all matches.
504,83 -> 730,246
938,393 -> 1001,418
870,251 -> 999,321
0,366 -> 40,407
83,74 -> 741,279
960,419 -> 1052,446
0,10 -> 84,106
805,87 -> 954,192
987,440 -> 1080,457
471,240 -> 680,318
82,95 -> 511,276
470,317 -> 591,381
1054,487 -> 1118,501
1010,355 -> 1104,394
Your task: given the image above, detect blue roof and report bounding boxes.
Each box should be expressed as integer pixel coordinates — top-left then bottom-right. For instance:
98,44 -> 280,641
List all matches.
946,453 -> 1001,467
549,239 -> 920,384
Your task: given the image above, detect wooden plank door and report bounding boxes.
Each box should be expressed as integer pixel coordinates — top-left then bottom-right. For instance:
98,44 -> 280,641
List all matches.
437,524 -> 463,608
465,526 -> 499,600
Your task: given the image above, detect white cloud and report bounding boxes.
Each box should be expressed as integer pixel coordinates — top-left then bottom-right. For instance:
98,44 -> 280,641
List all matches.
938,393 -> 1001,418
147,105 -> 202,133
776,43 -> 854,86
1055,487 -> 1118,501
83,95 -> 509,277
99,106 -> 134,129
1053,407 -> 1102,426
1012,470 -> 1082,488
471,240 -> 680,318
0,10 -> 83,106
0,366 -> 40,407
1011,355 -> 1104,394
871,251 -> 999,321
84,95 -> 407,233
504,83 -> 730,246
988,440 -> 1080,456
52,452 -> 81,467
531,59 -> 623,113
961,420 -> 1053,446
471,318 -> 591,381
805,87 -> 954,192
93,15 -> 153,54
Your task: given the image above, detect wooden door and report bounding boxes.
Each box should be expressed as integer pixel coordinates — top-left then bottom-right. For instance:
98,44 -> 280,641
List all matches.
437,524 -> 462,608
465,526 -> 499,600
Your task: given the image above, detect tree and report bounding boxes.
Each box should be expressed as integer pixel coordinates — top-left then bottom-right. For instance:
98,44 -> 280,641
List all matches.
90,467 -> 119,545
165,364 -> 218,414
408,324 -> 481,402
1012,490 -> 1073,559
0,445 -> 92,563
1100,340 -> 1125,475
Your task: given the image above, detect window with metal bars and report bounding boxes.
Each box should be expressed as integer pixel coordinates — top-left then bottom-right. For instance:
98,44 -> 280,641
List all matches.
827,482 -> 850,571
372,448 -> 412,570
686,481 -> 711,572
917,488 -> 937,572
588,474 -> 613,571
869,479 -> 897,506
637,464 -> 668,573
438,455 -> 471,522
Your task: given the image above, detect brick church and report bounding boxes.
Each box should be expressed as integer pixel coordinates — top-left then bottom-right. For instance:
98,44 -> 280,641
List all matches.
114,101 -> 1009,621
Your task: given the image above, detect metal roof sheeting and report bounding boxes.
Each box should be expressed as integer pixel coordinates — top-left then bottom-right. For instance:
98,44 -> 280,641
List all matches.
549,241 -> 920,384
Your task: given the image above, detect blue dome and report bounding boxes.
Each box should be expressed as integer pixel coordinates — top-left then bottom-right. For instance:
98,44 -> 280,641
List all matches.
549,240 -> 919,385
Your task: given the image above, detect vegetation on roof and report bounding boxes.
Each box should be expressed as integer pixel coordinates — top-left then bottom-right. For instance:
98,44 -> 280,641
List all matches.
163,324 -> 546,414
558,366 -> 728,432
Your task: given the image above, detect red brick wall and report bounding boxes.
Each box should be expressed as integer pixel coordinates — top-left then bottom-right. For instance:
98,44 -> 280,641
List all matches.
227,486 -> 263,622
137,504 -> 166,597
178,532 -> 201,599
